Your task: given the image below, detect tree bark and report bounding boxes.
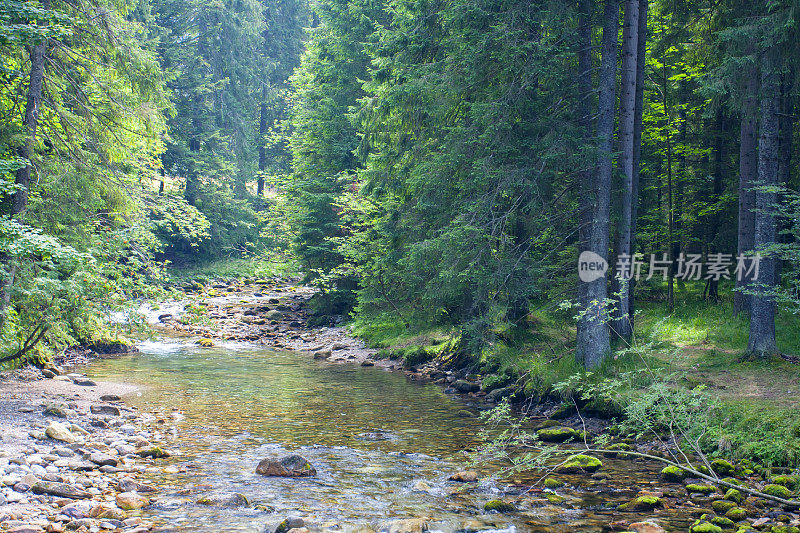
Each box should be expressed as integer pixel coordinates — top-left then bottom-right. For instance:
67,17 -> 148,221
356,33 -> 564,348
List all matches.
734,63 -> 758,316
258,84 -> 268,196
1,1 -> 50,332
627,0 -> 647,323
9,0 -> 50,217
612,0 -> 641,340
577,0 -> 618,368
576,0 -> 593,349
747,47 -> 780,358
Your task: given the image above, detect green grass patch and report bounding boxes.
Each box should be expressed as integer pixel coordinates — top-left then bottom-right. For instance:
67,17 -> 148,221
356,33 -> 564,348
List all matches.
167,255 -> 299,283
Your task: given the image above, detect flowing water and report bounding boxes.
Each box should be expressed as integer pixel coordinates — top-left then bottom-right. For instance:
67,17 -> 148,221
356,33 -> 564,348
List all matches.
86,339 -> 695,533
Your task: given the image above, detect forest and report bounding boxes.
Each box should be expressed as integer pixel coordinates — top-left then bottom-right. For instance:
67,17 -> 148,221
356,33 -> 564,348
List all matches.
1,0 -> 800,532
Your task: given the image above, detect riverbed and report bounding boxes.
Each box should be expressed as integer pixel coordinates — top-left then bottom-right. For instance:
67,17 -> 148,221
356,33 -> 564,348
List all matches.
84,338 -> 696,533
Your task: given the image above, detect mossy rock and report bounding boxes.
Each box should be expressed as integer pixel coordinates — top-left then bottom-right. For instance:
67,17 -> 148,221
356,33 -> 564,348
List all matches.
483,499 -> 516,513
709,515 -> 735,528
605,442 -> 632,458
535,419 -> 560,429
690,520 -> 723,533
725,507 -> 747,521
557,454 -> 602,474
545,493 -> 565,505
196,338 -> 214,347
711,459 -> 735,476
617,495 -> 663,512
537,426 -> 579,443
772,475 -> 800,490
544,477 -> 564,489
723,488 -> 744,504
661,465 -> 688,483
686,483 -> 718,495
136,446 -> 170,459
712,500 -> 737,514
763,484 -> 793,499
550,402 -> 577,419
770,527 -> 800,533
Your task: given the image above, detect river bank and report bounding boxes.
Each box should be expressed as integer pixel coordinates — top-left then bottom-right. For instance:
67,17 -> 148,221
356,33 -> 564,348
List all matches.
0,364 -> 180,533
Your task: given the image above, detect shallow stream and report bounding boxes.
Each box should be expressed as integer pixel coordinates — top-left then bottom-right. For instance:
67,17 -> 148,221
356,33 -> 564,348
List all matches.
86,339 -> 694,532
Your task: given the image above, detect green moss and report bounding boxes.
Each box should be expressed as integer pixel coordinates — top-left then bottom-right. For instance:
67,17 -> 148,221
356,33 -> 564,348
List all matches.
711,459 -> 735,476
544,493 -> 565,504
686,483 -> 717,495
690,520 -> 723,533
763,484 -> 793,499
556,454 -> 602,474
725,507 -> 747,521
710,516 -> 735,528
543,477 -> 564,489
711,500 -> 736,514
661,465 -> 688,482
537,426 -> 578,443
723,488 -> 744,504
772,475 -> 800,490
617,495 -> 663,512
483,499 -> 516,513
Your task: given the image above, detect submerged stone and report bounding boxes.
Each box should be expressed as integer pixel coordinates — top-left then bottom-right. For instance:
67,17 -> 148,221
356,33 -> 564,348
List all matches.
617,495 -> 663,512
556,454 -> 602,474
483,499 -> 516,513
537,426 -> 579,443
255,454 -> 316,477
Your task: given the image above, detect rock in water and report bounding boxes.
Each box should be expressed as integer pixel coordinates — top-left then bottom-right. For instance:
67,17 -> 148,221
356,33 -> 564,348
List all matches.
45,422 -> 78,443
116,492 -> 150,510
31,481 -> 90,499
90,404 -> 121,416
448,471 -> 478,482
255,455 -> 316,477
274,516 -> 305,533
377,518 -> 430,533
196,493 -> 249,507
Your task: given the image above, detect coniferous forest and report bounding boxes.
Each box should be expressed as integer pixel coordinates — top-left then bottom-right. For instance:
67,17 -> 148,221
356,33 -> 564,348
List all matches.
2,1 -> 800,532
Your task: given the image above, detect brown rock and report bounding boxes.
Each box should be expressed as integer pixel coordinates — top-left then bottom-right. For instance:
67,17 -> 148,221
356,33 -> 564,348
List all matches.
448,471 -> 479,482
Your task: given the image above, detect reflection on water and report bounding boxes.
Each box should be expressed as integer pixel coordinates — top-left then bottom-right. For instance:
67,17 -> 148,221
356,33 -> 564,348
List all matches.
87,340 -> 691,532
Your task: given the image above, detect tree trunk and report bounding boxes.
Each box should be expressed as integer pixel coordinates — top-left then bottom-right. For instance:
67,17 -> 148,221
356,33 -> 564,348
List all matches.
577,0 -> 618,368
627,0 -> 647,323
9,2 -> 49,217
258,84 -> 268,196
734,64 -> 758,316
612,0 -> 640,340
1,1 -> 49,332
747,47 -> 780,358
576,0 -> 593,349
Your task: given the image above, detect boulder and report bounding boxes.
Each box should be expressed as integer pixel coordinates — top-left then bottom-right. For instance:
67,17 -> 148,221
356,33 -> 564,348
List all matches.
90,404 -> 121,416
196,492 -> 249,508
537,426 -> 579,443
88,453 -> 117,467
448,471 -> 478,482
136,446 -> 170,458
763,483 -> 793,499
483,499 -> 516,512
274,516 -> 305,533
628,521 -> 667,533
660,465 -> 688,482
618,495 -> 663,512
31,481 -> 90,499
556,454 -> 602,474
377,518 -> 430,533
255,455 -> 316,477
45,422 -> 78,443
116,492 -> 150,510
452,380 -> 480,393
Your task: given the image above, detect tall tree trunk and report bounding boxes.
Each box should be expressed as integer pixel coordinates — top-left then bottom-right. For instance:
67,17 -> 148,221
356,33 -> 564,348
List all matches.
706,112 -> 725,301
258,84 -> 268,196
577,0 -> 618,368
612,0 -> 641,340
1,1 -> 50,332
747,47 -> 780,358
627,0 -> 647,323
10,3 -> 49,217
576,0 -> 593,350
734,65 -> 758,316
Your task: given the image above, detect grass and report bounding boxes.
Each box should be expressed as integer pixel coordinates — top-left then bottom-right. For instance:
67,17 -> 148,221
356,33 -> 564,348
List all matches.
350,285 -> 800,466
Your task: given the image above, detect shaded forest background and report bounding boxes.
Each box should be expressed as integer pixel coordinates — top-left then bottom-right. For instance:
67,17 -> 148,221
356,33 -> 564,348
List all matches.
1,0 -> 799,379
